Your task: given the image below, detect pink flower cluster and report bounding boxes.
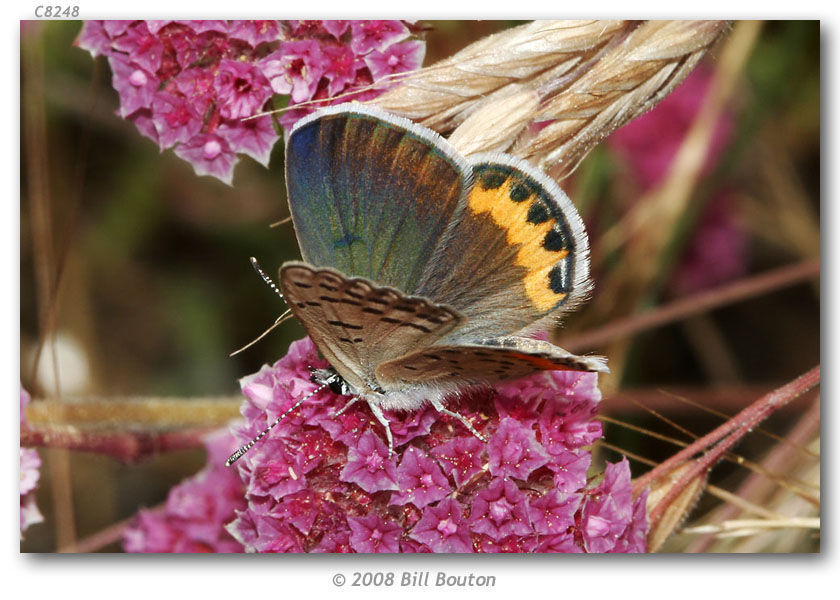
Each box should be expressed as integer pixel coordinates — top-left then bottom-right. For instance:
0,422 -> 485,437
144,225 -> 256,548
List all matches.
20,386 -> 43,535
76,20 -> 425,185
122,429 -> 247,553
609,65 -> 746,294
225,337 -> 648,553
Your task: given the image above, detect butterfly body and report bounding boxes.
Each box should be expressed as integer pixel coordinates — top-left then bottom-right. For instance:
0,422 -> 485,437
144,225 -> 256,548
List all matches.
279,103 -> 606,449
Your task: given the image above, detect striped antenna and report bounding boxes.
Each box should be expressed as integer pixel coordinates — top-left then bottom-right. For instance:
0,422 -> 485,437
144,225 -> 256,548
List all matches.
229,257 -> 289,356
230,309 -> 293,356
225,382 -> 331,467
250,257 -> 284,299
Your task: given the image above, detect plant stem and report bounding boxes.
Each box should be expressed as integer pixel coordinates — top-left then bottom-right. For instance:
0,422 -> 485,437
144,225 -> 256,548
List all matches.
635,366 -> 820,527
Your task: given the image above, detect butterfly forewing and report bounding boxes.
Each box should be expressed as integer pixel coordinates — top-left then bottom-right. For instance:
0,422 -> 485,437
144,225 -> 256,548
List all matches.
285,105 -> 471,295
280,262 -> 464,390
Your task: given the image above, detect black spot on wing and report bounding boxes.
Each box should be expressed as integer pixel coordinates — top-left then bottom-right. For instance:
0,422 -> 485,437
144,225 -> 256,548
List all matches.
509,182 -> 531,202
549,260 -> 572,295
527,200 -> 551,224
327,319 -> 363,330
543,227 -> 568,252
479,171 -> 506,190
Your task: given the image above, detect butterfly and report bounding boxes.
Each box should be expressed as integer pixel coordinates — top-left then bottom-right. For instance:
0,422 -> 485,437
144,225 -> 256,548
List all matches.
244,102 -> 607,460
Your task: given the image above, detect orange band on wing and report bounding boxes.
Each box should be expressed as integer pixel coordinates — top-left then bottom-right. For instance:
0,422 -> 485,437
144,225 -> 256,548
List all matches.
468,177 -> 569,311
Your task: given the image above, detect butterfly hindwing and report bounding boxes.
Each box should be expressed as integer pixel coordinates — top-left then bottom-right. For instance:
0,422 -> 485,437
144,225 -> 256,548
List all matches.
285,104 -> 470,294
415,153 -> 591,341
279,262 -> 464,390
375,336 -> 608,388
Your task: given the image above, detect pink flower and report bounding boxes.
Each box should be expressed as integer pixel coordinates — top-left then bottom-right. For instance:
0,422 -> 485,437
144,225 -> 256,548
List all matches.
487,418 -> 550,479
581,458 -> 639,553
430,435 -> 486,487
102,20 -> 132,38
409,498 -> 472,553
340,430 -> 400,493
75,20 -> 110,57
365,40 -> 425,81
123,429 -> 246,553
173,133 -> 238,185
20,386 -> 43,536
180,20 -> 229,35
548,449 -> 591,492
388,405 -> 437,446
322,20 -> 350,39
127,110 -> 159,146
213,59 -> 270,120
228,20 -> 280,47
111,21 -> 164,74
218,115 -> 279,167
348,514 -> 402,553
468,478 -> 531,540
350,20 -> 409,55
321,45 -> 363,96
78,20 -> 426,182
262,40 -> 325,103
151,92 -> 202,149
390,446 -> 450,508
108,55 -> 158,117
529,490 -> 580,535
224,336 -> 647,553
244,439 -> 309,501
173,68 -> 215,109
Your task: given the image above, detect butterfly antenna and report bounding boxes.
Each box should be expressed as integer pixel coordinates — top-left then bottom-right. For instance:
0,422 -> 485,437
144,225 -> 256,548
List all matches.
250,256 -> 284,300
226,382 -> 330,466
230,257 -> 291,356
269,215 -> 293,227
229,309 -> 293,356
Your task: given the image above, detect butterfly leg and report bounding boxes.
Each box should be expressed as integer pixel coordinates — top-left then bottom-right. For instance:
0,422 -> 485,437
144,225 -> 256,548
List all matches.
366,400 -> 395,457
430,398 -> 487,443
334,396 -> 362,417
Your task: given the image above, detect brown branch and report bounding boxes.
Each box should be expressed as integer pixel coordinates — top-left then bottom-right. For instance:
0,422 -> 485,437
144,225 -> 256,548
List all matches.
561,258 -> 820,353
635,366 -> 820,537
25,396 -> 242,428
22,425 -> 221,464
685,397 -> 821,552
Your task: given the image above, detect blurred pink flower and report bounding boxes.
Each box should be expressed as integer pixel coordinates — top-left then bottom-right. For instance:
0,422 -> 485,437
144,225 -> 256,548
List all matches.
670,192 -> 748,295
123,429 -> 247,553
609,64 -> 747,295
20,387 -> 43,536
225,337 -> 648,553
609,65 -> 734,191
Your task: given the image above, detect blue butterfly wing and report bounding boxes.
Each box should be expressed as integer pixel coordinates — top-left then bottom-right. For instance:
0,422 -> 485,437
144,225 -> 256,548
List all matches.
285,104 -> 470,294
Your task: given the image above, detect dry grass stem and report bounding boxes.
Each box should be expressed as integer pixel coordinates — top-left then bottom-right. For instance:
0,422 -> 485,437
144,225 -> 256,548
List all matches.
644,461 -> 707,552
374,20 -> 630,131
374,20 -> 729,179
681,517 -> 820,537
25,396 -> 243,429
520,20 -> 730,179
